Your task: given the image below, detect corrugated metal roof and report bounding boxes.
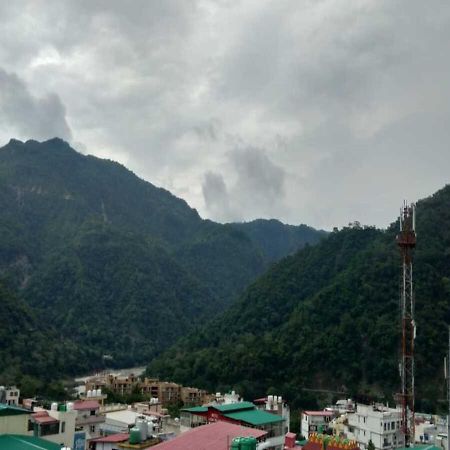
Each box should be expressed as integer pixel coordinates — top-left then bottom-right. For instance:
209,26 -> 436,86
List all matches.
73,400 -> 100,410
149,421 -> 267,450
223,409 -> 284,425
181,406 -> 208,413
0,404 -> 31,416
213,402 -> 255,412
0,435 -> 60,450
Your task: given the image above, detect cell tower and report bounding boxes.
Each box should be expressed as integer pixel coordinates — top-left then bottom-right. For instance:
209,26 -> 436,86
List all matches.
397,202 -> 416,447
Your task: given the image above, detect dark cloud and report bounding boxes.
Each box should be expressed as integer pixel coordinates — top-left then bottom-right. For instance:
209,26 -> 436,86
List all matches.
1,1 -> 450,228
0,69 -> 72,141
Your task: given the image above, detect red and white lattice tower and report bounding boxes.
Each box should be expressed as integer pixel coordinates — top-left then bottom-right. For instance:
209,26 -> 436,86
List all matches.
397,202 -> 416,447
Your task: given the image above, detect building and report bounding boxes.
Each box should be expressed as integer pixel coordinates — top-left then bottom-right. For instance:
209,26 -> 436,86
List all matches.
150,421 -> 268,450
180,401 -> 285,450
88,432 -> 129,450
254,395 -> 290,434
345,404 -> 405,450
73,400 -> 106,442
30,405 -> 77,449
301,410 -> 335,437
0,434 -> 61,450
85,374 -> 211,407
0,386 -> 20,406
303,433 -> 360,450
0,404 -> 31,434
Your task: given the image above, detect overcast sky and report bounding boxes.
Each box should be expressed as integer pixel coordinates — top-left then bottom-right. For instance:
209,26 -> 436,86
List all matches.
0,1 -> 449,230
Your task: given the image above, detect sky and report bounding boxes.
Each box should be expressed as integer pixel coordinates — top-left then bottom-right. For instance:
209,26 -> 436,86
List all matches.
0,0 -> 449,230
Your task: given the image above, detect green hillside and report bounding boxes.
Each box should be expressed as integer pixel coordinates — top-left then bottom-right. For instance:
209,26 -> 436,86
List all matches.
147,185 -> 450,412
0,138 -> 324,381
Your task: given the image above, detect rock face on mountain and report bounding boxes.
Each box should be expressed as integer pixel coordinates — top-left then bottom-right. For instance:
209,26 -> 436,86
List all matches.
0,138 -> 325,380
148,185 -> 450,412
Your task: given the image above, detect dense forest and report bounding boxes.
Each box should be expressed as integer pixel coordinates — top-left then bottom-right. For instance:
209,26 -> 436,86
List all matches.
0,137 -> 325,389
147,185 -> 450,413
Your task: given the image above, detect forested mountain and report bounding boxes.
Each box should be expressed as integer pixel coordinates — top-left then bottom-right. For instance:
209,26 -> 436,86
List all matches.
0,138 -> 324,383
147,185 -> 450,412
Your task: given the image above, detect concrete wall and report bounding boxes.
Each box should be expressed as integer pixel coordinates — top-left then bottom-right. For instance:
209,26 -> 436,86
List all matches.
0,414 -> 30,434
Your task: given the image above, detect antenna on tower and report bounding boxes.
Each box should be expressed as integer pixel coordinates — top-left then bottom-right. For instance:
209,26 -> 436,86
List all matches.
396,202 -> 416,447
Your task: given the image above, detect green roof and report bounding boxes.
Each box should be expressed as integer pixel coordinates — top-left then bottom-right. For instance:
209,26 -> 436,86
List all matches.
0,435 -> 61,450
181,406 -> 208,413
0,404 -> 31,416
213,402 -> 255,413
223,409 -> 284,426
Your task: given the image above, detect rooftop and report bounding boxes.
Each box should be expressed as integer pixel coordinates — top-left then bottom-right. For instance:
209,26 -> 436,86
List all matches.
223,409 -> 284,426
303,410 -> 334,416
0,404 -> 31,416
181,406 -> 208,413
149,421 -> 267,450
212,401 -> 255,413
0,435 -> 60,450
74,400 -> 100,410
90,433 -> 129,443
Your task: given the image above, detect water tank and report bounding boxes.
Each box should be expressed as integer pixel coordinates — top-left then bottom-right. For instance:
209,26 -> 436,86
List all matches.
98,388 -> 102,396
268,395 -> 274,403
273,395 -> 278,404
147,421 -> 154,435
67,402 -> 74,411
129,427 -> 142,445
51,402 -> 58,411
136,417 -> 148,440
231,437 -> 243,449
58,404 -> 67,412
240,437 -> 257,450
87,390 -> 92,398
278,396 -> 282,403
216,392 -> 221,398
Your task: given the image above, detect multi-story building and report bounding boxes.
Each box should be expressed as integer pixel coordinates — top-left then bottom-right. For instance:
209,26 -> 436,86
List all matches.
0,385 -> 20,406
180,401 -> 285,450
30,405 -> 77,449
301,410 -> 335,438
345,404 -> 405,450
73,400 -> 106,442
85,374 -> 210,407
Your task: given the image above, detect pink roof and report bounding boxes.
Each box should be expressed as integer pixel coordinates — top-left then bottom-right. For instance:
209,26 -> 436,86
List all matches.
149,421 -> 267,450
90,433 -> 129,443
303,410 -> 334,416
286,432 -> 297,438
253,397 -> 267,404
31,412 -> 59,425
74,400 -> 100,410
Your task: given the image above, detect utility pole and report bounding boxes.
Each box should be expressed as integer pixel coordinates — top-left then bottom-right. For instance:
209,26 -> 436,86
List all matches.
397,202 -> 416,447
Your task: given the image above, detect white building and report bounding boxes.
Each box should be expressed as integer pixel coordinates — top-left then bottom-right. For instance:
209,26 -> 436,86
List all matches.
0,385 -> 20,406
345,404 -> 405,450
73,400 -> 105,442
31,404 -> 77,449
301,410 -> 334,438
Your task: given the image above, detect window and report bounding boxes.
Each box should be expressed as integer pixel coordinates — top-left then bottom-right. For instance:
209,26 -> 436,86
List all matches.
384,423 -> 387,431
28,420 -> 34,432
391,422 -> 395,429
61,422 -> 65,433
90,410 -> 96,416
90,425 -> 96,433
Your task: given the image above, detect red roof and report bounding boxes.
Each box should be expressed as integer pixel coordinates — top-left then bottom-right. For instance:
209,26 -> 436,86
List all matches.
73,400 -> 100,410
149,421 -> 267,450
303,410 -> 334,416
90,433 -> 129,443
31,412 -> 59,425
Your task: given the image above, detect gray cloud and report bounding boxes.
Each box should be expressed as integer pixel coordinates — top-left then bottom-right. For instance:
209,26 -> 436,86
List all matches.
1,1 -> 450,228
0,69 -> 72,141
202,147 -> 287,222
